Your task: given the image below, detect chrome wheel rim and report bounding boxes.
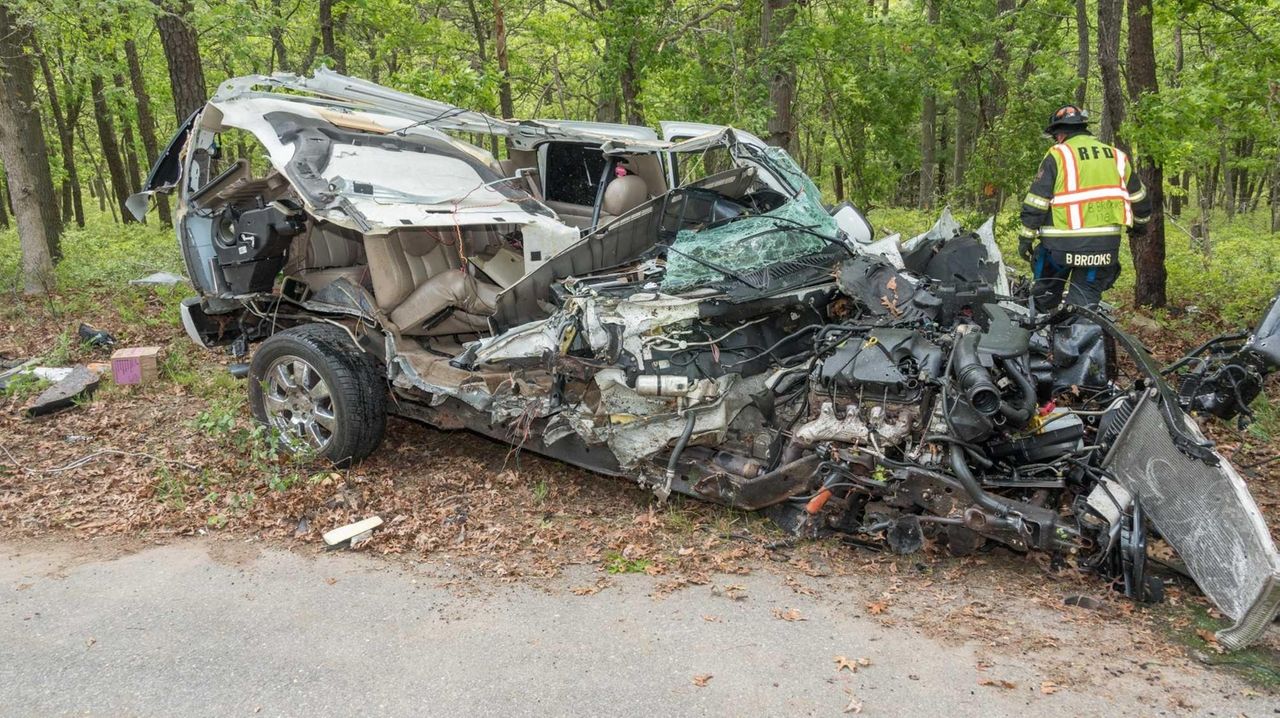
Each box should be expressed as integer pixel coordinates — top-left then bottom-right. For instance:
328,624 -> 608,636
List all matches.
262,356 -> 335,451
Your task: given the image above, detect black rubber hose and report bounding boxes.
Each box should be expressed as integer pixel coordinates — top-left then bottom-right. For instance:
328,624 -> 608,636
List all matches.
949,444 -> 1010,517
952,333 -> 1001,415
997,357 -> 1036,425
666,412 -> 698,482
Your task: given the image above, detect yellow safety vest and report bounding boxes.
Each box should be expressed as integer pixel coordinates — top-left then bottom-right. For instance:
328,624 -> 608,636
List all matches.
1024,134 -> 1145,239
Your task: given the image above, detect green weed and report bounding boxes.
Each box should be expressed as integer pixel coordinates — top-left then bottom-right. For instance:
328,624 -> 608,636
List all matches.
1,373 -> 51,400
603,551 -> 652,575
154,466 -> 189,509
1166,603 -> 1280,690
532,479 -> 550,503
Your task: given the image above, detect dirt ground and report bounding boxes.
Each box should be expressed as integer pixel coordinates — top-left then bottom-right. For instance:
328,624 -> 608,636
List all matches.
2,286 -> 1279,704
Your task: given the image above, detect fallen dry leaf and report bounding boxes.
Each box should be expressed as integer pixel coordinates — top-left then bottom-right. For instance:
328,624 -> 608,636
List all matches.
866,600 -> 888,615
1040,680 -> 1059,695
701,614 -> 720,622
843,690 -> 864,714
772,607 -> 805,622
978,678 -> 1017,690
692,674 -> 713,687
834,655 -> 871,673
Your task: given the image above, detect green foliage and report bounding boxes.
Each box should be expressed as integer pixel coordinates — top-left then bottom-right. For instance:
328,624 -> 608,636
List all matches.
0,212 -> 180,294
0,372 -> 51,400
602,550 -> 652,574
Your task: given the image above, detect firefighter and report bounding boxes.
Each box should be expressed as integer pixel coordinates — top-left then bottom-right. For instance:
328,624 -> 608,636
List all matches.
1018,105 -> 1152,310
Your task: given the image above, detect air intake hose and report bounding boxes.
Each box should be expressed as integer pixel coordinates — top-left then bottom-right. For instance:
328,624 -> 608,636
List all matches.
952,333 -> 1001,416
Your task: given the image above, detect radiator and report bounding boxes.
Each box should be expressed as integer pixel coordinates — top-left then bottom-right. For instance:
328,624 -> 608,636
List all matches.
1102,390 -> 1280,650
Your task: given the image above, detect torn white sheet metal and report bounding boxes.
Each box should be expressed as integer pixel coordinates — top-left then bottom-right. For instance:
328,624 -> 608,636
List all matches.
901,206 -> 962,254
208,96 -> 577,245
213,69 -> 517,136
859,233 -> 905,269
974,216 -> 1011,296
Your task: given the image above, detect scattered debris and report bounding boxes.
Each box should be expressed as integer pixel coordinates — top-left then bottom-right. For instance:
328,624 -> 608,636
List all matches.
772,607 -> 805,622
842,689 -> 864,714
24,366 -> 101,417
129,271 -> 186,286
834,656 -> 872,673
570,578 -> 611,596
1040,680 -> 1060,695
691,674 -> 713,687
1063,595 -> 1102,610
77,323 -> 117,348
0,361 -> 70,391
711,584 -> 748,601
228,363 -> 251,379
110,347 -> 161,385
323,516 -> 384,548
977,678 -> 1017,690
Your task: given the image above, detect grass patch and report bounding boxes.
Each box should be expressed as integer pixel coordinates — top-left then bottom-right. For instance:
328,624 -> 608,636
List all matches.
0,212 -> 181,293
1166,603 -> 1280,690
1,372 -> 51,400
603,551 -> 652,574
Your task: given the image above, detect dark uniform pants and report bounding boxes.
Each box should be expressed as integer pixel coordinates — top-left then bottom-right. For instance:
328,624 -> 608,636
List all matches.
1031,246 -> 1120,311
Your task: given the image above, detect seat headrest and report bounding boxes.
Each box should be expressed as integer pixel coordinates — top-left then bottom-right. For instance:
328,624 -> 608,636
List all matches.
398,229 -> 442,257
602,175 -> 648,217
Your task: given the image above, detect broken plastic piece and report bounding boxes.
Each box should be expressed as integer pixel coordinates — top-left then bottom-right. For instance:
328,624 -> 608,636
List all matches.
24,365 -> 101,417
77,323 -> 116,348
323,516 -> 384,547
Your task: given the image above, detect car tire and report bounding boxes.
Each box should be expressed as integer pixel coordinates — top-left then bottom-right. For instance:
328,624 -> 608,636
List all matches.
248,323 -> 386,466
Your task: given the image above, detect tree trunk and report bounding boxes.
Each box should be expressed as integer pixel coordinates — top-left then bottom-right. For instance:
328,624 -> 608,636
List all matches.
1270,164 -> 1279,233
90,73 -> 137,224
918,0 -> 939,210
126,38 -> 171,226
0,164 -> 9,229
1125,0 -> 1165,308
113,73 -> 143,196
1074,0 -> 1089,105
155,0 -> 207,125
33,37 -> 84,230
270,0 -> 290,72
493,0 -> 513,120
1218,130 -> 1235,220
0,3 -> 56,291
594,37 -> 621,123
620,43 -> 644,126
0,3 -> 60,273
952,86 -> 971,202
318,0 -> 346,73
762,0 -> 796,153
1097,0 -> 1126,147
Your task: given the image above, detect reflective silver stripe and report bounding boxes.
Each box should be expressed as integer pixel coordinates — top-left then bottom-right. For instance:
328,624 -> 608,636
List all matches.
1132,214 -> 1151,225
1129,187 -> 1147,202
1023,193 -> 1051,210
1038,224 -> 1124,237
1018,225 -> 1039,238
1052,186 -> 1129,204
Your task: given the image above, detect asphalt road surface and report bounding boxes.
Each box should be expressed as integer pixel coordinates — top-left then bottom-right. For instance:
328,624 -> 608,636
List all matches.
0,539 -> 1266,716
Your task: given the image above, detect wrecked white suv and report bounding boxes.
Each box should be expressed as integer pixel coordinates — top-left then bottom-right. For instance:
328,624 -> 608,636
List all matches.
134,71 -> 1280,650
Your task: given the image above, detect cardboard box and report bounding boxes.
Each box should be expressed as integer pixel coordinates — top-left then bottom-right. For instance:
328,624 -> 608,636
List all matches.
110,347 -> 161,385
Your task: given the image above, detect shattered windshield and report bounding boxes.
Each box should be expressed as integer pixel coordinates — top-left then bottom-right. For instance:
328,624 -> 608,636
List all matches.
661,146 -> 838,292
